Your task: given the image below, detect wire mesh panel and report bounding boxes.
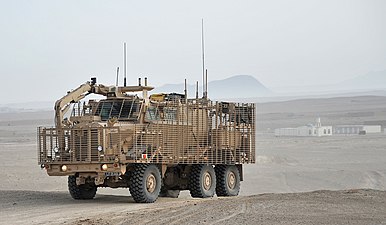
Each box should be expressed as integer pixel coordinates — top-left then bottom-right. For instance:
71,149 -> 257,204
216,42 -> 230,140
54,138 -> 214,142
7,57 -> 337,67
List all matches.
128,100 -> 255,165
38,100 -> 255,165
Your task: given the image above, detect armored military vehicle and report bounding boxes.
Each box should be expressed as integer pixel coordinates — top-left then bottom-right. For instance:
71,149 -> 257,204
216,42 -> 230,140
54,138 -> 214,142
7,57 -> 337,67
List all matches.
38,77 -> 255,203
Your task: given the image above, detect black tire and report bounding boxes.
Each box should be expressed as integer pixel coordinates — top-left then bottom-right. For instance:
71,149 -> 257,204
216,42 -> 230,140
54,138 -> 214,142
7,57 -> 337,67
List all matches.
129,164 -> 161,203
68,175 -> 97,200
189,164 -> 216,198
215,165 -> 240,196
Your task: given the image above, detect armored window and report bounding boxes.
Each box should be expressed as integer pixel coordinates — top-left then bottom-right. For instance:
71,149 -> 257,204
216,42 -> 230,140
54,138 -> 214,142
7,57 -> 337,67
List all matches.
146,106 -> 160,121
119,100 -> 140,119
164,107 -> 177,121
94,99 -> 140,121
95,101 -> 113,120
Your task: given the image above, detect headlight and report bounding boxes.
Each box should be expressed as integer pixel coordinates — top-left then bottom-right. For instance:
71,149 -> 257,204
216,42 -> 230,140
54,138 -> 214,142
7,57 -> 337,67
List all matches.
97,145 -> 103,152
61,165 -> 67,172
53,147 -> 59,153
101,164 -> 108,171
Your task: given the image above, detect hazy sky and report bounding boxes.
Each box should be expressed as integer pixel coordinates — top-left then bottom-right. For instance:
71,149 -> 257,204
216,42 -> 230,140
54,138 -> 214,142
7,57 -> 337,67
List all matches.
1,0 -> 386,103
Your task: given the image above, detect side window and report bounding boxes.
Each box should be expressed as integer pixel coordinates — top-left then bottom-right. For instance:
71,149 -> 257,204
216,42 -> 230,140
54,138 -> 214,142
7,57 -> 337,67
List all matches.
164,107 -> 177,121
146,106 -> 160,121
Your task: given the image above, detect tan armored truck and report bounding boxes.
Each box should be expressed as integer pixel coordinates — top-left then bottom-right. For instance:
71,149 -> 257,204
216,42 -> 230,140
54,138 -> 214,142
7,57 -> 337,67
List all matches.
38,77 -> 255,203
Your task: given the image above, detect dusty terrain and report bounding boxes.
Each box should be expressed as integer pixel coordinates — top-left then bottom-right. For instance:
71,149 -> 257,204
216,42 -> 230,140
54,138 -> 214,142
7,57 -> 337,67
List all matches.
1,189 -> 385,225
0,96 -> 385,224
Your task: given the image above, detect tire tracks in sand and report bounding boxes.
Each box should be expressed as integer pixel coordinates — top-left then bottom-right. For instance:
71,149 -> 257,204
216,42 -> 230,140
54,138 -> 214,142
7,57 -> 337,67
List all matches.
208,202 -> 247,225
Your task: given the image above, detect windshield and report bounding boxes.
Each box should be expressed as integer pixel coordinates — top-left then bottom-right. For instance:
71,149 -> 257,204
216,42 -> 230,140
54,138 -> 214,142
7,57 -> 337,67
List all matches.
94,99 -> 141,121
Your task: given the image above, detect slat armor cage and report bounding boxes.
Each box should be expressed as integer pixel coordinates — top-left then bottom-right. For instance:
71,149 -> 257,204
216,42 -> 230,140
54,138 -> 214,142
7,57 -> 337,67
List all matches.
38,100 -> 255,165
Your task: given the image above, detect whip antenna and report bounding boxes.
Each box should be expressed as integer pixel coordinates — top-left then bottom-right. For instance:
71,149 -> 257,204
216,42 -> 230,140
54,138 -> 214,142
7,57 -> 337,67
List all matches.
124,42 -> 127,87
184,79 -> 188,104
116,67 -> 119,86
196,81 -> 199,99
205,69 -> 208,98
201,19 -> 206,98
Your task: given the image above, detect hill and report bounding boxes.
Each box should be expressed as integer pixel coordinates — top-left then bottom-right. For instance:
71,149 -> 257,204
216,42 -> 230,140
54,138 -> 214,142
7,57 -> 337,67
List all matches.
338,70 -> 386,90
152,75 -> 272,100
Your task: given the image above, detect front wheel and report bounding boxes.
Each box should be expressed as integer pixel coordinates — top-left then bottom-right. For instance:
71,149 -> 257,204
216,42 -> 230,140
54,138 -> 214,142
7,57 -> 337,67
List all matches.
68,175 -> 97,200
215,165 -> 240,196
129,164 -> 161,203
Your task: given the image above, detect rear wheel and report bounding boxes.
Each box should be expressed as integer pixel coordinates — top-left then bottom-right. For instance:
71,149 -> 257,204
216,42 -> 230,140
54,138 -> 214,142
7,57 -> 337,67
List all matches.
129,164 -> 161,203
215,165 -> 240,196
189,164 -> 216,198
68,175 -> 97,200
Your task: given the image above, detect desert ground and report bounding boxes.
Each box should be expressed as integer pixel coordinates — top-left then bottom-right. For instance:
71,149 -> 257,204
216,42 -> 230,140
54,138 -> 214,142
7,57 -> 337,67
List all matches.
0,95 -> 386,224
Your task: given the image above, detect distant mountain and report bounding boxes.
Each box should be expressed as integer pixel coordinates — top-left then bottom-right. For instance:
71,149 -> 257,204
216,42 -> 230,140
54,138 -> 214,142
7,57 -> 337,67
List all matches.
0,101 -> 53,113
152,75 -> 272,100
338,70 -> 386,90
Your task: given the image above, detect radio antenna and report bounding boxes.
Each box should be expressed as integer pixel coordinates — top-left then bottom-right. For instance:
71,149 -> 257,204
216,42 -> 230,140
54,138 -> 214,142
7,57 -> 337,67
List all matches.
201,19 -> 206,98
205,69 -> 208,98
116,67 -> 119,86
184,79 -> 188,104
123,42 -> 127,87
196,81 -> 199,99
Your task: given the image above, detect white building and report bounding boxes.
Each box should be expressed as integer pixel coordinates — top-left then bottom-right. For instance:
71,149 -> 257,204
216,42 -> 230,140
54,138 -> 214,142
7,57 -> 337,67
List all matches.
275,118 -> 332,137
333,125 -> 381,135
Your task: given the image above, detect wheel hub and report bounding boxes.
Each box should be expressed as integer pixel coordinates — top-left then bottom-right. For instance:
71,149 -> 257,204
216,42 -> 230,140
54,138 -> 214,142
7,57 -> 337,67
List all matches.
146,174 -> 156,193
203,172 -> 212,190
227,171 -> 236,189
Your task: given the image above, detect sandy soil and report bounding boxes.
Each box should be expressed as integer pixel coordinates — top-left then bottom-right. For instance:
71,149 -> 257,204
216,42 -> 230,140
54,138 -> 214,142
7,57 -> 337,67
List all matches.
0,96 -> 385,224
1,189 -> 385,225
